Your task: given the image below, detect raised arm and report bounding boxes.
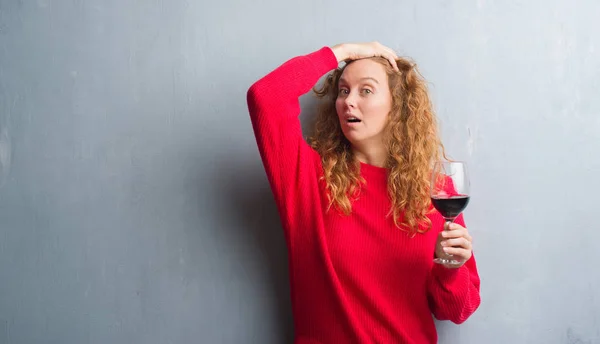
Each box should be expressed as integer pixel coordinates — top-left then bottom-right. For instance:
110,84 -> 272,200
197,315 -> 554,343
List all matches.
246,47 -> 338,209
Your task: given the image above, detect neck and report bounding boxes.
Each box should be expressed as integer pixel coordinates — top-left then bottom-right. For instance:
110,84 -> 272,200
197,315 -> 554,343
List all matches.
352,140 -> 388,168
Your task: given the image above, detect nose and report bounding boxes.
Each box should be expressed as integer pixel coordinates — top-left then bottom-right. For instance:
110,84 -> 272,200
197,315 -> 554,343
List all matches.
343,91 -> 357,108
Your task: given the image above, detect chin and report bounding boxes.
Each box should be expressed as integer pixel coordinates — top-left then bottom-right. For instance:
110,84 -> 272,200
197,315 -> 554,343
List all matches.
342,133 -> 362,146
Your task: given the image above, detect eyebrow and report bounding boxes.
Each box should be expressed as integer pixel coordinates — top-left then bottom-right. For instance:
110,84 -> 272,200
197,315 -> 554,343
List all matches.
339,77 -> 380,85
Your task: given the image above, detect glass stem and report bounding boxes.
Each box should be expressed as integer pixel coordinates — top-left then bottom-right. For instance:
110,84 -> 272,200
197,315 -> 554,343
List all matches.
444,218 -> 456,259
444,218 -> 455,231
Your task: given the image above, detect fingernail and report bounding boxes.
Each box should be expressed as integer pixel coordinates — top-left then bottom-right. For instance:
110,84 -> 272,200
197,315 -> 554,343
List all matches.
441,241 -> 447,246
443,247 -> 450,252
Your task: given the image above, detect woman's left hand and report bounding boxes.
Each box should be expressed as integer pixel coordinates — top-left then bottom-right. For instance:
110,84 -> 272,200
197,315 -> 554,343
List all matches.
435,223 -> 473,268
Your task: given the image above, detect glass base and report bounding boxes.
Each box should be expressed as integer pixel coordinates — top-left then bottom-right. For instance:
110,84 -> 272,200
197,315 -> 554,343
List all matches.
433,257 -> 463,266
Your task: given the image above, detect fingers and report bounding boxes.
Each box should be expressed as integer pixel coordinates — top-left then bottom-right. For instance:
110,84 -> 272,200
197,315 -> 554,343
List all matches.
365,41 -> 398,72
441,237 -> 471,249
441,229 -> 471,243
440,223 -> 473,257
441,247 -> 472,261
386,53 -> 399,72
442,233 -> 473,247
442,224 -> 471,240
375,42 -> 399,71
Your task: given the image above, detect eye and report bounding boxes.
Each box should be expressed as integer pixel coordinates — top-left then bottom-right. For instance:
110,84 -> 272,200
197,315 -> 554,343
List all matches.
338,88 -> 349,95
362,88 -> 373,95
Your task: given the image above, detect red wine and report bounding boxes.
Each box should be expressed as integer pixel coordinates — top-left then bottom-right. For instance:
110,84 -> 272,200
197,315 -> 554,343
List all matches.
431,195 -> 470,219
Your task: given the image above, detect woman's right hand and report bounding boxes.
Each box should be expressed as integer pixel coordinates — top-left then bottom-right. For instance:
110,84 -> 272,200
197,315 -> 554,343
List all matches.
331,42 -> 399,71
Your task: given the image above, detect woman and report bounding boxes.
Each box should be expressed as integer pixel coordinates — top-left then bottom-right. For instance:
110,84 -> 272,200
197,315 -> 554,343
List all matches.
247,42 -> 480,344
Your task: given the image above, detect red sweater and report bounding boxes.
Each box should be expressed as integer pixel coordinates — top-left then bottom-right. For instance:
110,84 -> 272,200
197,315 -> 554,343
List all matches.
247,47 -> 481,344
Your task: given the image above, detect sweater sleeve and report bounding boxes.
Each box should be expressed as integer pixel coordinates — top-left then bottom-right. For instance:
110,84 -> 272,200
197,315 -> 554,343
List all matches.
426,214 -> 481,324
246,47 -> 338,221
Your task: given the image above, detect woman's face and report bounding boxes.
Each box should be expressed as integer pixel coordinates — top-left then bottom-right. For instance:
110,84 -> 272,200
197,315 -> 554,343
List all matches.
335,59 -> 393,147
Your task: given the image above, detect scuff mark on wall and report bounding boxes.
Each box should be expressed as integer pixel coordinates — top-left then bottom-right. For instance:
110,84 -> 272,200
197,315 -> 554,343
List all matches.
467,125 -> 479,156
0,95 -> 14,189
0,127 -> 11,188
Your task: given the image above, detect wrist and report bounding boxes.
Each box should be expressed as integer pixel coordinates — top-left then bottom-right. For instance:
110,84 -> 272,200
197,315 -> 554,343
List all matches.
331,44 -> 347,63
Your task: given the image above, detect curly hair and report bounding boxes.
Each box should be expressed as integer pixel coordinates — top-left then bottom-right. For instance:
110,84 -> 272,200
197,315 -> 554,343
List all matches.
309,56 -> 447,236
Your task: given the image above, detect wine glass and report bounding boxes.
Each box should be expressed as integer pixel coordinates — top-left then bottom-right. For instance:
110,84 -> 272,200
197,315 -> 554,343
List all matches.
430,161 -> 470,265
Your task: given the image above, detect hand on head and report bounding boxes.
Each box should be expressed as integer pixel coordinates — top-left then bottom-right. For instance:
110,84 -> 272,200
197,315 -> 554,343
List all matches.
331,42 -> 400,72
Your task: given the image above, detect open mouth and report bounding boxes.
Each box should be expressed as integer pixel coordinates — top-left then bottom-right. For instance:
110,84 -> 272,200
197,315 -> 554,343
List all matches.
347,117 -> 362,123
